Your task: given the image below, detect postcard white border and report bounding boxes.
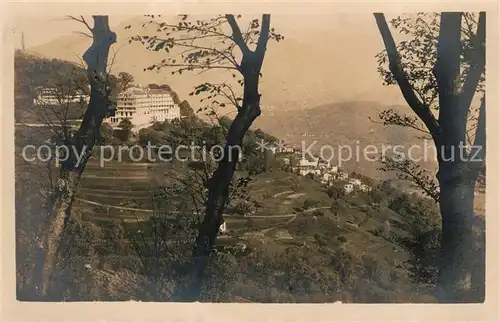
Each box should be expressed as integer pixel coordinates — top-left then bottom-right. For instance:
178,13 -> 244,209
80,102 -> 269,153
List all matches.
2,1 -> 499,321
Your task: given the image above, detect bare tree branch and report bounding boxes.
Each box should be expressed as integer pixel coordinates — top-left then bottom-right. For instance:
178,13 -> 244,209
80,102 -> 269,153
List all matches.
459,12 -> 485,112
255,14 -> 271,56
67,15 -> 93,34
72,31 -> 93,39
226,14 -> 250,55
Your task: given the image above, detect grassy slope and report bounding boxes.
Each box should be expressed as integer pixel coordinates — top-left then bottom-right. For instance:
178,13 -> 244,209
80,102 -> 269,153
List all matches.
71,160 -> 424,301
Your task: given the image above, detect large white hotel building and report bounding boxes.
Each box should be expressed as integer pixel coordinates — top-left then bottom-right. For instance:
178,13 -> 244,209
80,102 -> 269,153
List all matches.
107,85 -> 180,132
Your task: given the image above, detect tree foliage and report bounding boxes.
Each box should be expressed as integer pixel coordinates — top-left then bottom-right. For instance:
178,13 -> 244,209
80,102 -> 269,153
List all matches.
128,14 -> 283,300
379,157 -> 440,202
128,15 -> 282,115
376,13 -> 484,113
117,71 -> 135,91
128,14 -> 283,74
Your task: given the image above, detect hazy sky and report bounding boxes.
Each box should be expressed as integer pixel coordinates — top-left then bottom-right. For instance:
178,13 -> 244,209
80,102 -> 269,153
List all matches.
12,14 -> 383,49
12,15 -> 134,48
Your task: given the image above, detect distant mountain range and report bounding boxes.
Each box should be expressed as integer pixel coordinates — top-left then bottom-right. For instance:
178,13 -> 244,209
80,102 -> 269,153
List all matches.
253,101 -> 437,179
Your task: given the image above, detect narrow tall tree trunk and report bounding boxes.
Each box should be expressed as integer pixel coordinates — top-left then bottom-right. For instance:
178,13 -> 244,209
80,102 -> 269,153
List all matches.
170,14 -> 270,302
174,81 -> 261,301
37,166 -> 84,298
436,108 -> 485,302
436,160 -> 477,302
35,16 -> 116,297
432,13 -> 478,302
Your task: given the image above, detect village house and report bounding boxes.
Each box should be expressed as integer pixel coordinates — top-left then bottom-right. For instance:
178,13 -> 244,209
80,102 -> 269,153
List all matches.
321,173 -> 334,185
296,157 -> 321,176
337,172 -> 349,181
317,158 -> 331,170
270,146 -> 294,154
292,154 -> 341,182
349,178 -> 362,186
299,167 -> 321,177
343,183 -> 354,194
360,184 -> 372,192
268,142 -> 295,154
328,165 -> 339,173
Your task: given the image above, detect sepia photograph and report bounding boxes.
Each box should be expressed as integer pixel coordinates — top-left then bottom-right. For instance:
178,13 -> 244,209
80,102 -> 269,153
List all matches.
2,1 -> 499,320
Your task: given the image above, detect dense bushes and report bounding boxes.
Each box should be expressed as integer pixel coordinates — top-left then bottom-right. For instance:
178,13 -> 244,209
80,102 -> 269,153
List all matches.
326,182 -> 345,199
302,199 -> 320,210
138,128 -> 165,147
231,201 -> 256,216
388,193 -> 441,286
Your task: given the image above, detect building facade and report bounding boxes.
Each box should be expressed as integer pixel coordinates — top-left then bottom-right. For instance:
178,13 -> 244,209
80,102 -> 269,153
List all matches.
107,86 -> 180,132
360,184 -> 372,192
343,183 -> 354,194
321,173 -> 334,185
296,157 -> 318,176
34,87 -> 89,106
337,172 -> 349,181
295,157 -> 339,177
348,178 -> 362,186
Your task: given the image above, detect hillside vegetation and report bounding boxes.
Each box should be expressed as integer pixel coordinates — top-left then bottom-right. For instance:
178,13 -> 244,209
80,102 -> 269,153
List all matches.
15,117 -> 485,303
14,52 -> 485,303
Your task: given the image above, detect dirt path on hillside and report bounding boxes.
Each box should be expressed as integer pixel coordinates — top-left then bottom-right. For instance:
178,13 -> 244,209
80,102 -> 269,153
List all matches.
303,206 -> 331,213
260,215 -> 298,234
272,190 -> 293,198
83,175 -> 151,180
75,198 -> 154,213
78,187 -> 152,194
286,193 -> 306,199
79,192 -> 151,199
240,206 -> 330,234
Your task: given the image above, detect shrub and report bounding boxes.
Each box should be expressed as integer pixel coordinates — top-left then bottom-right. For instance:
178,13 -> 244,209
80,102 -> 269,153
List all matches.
313,233 -> 328,246
305,173 -> 315,181
389,193 -> 441,286
99,123 -> 116,145
303,199 -> 320,210
312,210 -> 324,217
138,128 -> 165,146
233,201 -> 256,216
150,121 -> 165,132
337,235 -> 347,243
327,183 -> 345,199
115,118 -> 134,141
